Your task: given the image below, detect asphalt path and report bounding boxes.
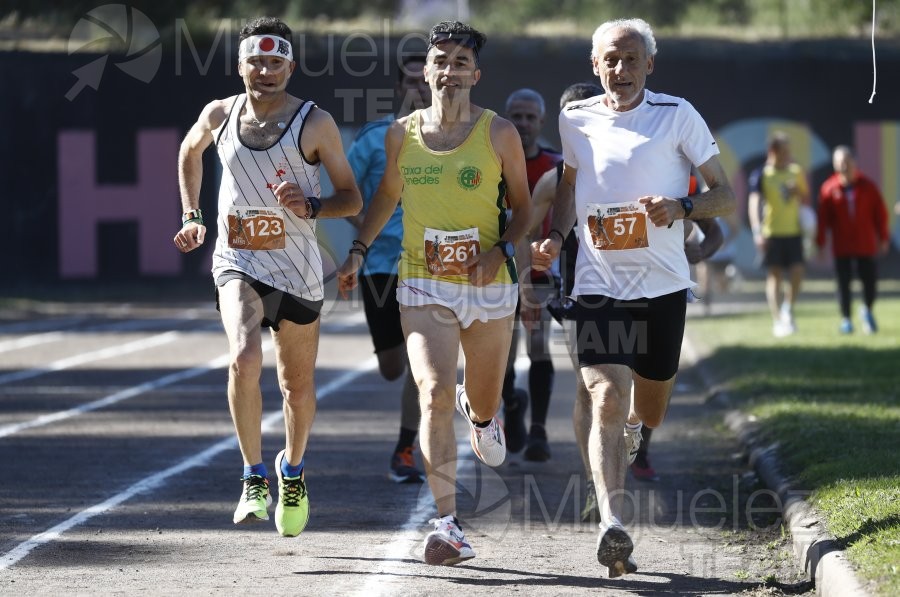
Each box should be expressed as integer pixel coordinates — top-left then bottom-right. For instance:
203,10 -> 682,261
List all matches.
0,299 -> 800,595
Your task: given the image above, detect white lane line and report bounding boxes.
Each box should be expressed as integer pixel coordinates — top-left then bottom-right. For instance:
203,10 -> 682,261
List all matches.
0,340 -> 256,439
0,314 -> 365,438
0,332 -> 181,386
358,352 -> 529,594
0,317 -> 87,334
0,332 -> 66,354
356,437 -> 477,597
0,319 -> 210,355
0,355 -> 378,572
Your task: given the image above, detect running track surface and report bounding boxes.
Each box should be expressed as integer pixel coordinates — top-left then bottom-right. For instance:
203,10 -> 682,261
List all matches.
0,300 -> 786,595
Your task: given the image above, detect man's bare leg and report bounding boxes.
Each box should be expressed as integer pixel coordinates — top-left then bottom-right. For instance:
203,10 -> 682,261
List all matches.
580,362 -> 638,576
459,314 -> 514,422
401,305 -> 460,516
218,280 -> 266,467
272,318 -> 320,469
270,317 -> 319,536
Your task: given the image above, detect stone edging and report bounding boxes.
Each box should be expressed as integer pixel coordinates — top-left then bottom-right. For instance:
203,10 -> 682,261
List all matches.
690,356 -> 871,596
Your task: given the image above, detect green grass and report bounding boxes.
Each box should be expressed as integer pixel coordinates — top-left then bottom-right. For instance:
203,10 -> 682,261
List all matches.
687,296 -> 900,595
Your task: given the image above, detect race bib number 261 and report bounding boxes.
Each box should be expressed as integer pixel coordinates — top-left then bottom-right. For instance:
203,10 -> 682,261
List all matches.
424,227 -> 480,276
227,206 -> 286,251
586,202 -> 649,251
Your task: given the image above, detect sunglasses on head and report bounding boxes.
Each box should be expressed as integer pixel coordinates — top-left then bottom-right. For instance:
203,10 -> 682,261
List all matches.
428,32 -> 477,49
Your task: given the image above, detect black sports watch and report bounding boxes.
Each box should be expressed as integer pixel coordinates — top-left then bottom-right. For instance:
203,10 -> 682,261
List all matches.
305,197 -> 322,219
679,197 -> 694,219
495,240 -> 515,261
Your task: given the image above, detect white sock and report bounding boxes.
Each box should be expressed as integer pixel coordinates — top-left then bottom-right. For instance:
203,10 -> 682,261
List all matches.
625,421 -> 643,432
602,515 -> 623,530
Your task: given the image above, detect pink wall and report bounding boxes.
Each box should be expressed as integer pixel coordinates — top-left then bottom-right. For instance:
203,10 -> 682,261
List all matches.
58,130 -> 180,278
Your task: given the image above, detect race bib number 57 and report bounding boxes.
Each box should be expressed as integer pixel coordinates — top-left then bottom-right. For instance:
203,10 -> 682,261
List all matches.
586,202 -> 649,251
424,227 -> 480,276
227,206 -> 286,250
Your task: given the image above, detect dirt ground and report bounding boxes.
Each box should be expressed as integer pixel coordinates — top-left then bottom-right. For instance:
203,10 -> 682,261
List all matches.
0,298 -> 812,596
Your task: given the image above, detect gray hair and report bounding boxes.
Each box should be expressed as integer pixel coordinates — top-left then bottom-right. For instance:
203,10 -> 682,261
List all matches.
505,88 -> 546,117
833,144 -> 855,160
590,18 -> 657,60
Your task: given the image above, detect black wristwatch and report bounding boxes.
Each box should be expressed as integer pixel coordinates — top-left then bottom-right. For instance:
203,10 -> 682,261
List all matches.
679,197 -> 694,219
305,196 -> 322,219
494,240 -> 515,261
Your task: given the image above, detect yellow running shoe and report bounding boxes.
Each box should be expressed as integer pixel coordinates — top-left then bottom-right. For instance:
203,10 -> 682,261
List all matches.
232,474 -> 271,524
274,450 -> 309,537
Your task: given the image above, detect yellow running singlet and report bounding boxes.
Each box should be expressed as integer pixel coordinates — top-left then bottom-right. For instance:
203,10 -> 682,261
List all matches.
397,109 -> 516,285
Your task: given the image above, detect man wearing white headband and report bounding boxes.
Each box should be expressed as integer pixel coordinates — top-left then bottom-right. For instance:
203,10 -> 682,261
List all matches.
239,34 -> 294,63
173,16 -> 361,538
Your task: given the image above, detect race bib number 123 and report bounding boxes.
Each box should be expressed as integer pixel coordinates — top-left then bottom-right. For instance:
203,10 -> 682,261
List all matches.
227,206 -> 286,251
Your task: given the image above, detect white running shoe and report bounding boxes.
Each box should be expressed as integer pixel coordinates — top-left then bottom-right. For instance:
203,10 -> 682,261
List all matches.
773,321 -> 794,338
423,515 -> 476,566
624,423 -> 643,466
780,305 -> 797,334
455,384 -> 506,467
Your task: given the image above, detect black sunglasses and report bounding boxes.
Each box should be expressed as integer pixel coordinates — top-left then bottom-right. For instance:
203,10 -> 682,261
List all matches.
428,32 -> 478,49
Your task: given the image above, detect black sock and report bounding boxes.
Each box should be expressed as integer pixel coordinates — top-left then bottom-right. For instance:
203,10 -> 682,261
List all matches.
529,423 -> 547,440
501,367 -> 516,406
637,426 -> 653,457
528,360 -> 554,426
474,419 -> 491,428
395,426 -> 418,453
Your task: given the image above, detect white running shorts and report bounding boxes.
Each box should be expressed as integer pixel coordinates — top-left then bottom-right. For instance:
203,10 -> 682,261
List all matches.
397,278 -> 518,329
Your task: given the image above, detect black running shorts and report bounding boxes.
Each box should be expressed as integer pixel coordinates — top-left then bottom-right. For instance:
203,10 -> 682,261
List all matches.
215,270 -> 322,331
360,273 -> 404,353
574,290 -> 687,381
763,235 -> 804,268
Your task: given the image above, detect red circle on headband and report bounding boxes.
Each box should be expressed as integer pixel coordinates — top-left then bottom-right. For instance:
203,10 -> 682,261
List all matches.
259,37 -> 275,52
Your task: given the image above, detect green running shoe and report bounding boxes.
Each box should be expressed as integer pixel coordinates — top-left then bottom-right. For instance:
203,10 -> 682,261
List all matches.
232,474 -> 271,524
275,450 -> 309,537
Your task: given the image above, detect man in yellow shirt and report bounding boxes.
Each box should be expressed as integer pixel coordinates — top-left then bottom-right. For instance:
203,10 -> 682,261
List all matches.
337,20 -> 531,566
748,132 -> 810,336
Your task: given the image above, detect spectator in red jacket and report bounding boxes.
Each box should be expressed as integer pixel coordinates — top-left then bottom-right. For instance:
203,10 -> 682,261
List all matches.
816,145 -> 890,334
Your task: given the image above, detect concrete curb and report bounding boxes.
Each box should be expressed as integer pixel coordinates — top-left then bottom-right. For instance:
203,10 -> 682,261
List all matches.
686,344 -> 871,597
721,409 -> 870,597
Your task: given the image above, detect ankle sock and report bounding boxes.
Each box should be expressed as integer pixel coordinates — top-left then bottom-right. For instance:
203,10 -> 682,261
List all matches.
603,515 -> 623,530
625,421 -> 643,432
395,426 -> 418,453
243,462 -> 267,479
281,456 -> 304,478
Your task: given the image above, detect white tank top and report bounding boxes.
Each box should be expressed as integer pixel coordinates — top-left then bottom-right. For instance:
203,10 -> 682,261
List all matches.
211,94 -> 324,301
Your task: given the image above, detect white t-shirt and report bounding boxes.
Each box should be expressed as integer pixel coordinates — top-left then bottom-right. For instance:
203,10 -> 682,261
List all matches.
559,89 -> 719,300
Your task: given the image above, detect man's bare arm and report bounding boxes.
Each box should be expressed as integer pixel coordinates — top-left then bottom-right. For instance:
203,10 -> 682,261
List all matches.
531,164 -> 577,271
175,98 -> 230,252
304,108 -> 362,218
692,155 -> 737,219
336,120 -> 406,297
178,99 -> 229,213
